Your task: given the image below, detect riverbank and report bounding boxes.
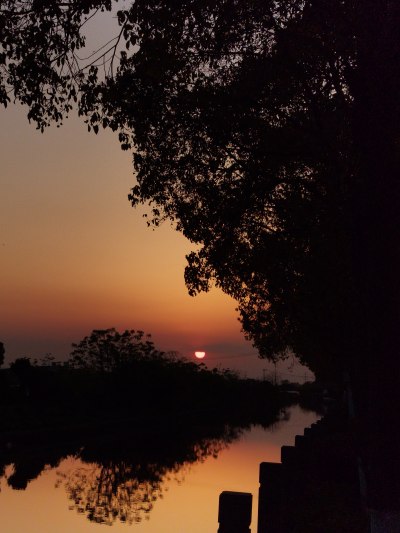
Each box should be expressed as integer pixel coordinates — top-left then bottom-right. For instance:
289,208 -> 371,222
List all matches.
253,395 -> 400,533
258,406 -> 368,532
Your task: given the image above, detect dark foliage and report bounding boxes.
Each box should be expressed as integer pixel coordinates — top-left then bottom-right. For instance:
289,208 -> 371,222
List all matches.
2,2 -> 399,385
1,0 -> 399,512
2,3 -> 400,502
68,328 -> 167,372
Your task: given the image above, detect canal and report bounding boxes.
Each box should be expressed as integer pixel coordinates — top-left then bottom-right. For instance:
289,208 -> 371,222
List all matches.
0,405 -> 319,533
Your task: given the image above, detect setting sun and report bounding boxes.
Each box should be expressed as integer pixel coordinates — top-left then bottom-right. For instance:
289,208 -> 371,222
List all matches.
194,351 -> 206,359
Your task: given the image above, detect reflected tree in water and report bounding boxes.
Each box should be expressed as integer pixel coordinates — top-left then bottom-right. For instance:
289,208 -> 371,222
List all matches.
55,427 -> 242,525
58,461 -> 163,524
0,369 -> 289,525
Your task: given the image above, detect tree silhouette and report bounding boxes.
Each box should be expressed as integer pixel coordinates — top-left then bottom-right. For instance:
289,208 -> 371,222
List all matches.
1,1 -> 399,383
68,328 -> 167,373
2,0 -> 399,511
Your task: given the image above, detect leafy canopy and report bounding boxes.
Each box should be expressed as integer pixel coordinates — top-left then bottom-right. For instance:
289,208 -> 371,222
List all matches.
68,328 -> 168,372
2,1 -> 399,377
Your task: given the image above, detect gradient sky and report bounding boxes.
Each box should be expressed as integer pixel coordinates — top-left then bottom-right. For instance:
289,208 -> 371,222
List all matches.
0,7 -> 313,381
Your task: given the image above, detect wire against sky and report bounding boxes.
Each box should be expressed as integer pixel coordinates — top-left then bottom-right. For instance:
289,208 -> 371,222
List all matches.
204,352 -> 315,381
208,353 -> 258,361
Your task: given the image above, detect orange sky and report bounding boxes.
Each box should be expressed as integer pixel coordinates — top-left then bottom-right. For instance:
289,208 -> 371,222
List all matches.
0,105 -> 313,381
0,7 -> 313,381
0,104 -> 275,377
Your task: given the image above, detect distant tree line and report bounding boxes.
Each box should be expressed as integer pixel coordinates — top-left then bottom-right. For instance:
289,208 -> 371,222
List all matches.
0,329 -> 280,431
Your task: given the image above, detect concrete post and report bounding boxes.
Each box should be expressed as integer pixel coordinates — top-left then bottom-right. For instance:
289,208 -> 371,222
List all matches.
218,491 -> 252,533
281,445 -> 297,465
257,462 -> 283,533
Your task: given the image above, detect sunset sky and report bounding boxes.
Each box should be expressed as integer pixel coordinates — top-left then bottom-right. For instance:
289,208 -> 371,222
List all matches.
0,7 -> 313,381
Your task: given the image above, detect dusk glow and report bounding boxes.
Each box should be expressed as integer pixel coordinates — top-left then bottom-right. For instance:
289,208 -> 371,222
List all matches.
0,2 -> 313,390
0,8 -> 309,382
0,107 -> 277,377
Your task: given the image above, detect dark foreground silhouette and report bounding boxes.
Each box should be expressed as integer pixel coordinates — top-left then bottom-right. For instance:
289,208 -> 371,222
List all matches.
0,395 -> 295,526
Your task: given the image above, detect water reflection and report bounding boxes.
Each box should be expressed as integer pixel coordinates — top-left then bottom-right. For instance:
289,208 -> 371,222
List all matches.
55,427 -> 240,525
0,406 -> 322,533
0,407 -> 285,526
59,460 -> 164,524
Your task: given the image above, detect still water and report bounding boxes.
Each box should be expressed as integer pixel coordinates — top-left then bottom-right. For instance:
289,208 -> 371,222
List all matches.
0,406 -> 318,533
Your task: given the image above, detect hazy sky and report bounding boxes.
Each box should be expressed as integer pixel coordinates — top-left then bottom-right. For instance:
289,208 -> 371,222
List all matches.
0,7 -> 313,381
